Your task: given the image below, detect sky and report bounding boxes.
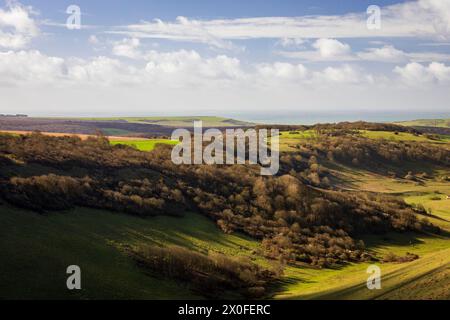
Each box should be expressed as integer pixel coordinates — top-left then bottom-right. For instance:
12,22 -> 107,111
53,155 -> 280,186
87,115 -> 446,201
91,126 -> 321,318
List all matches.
0,0 -> 450,118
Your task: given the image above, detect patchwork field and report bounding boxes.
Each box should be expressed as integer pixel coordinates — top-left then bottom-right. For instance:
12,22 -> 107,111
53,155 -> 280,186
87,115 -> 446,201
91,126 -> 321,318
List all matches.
46,116 -> 254,128
0,116 -> 253,138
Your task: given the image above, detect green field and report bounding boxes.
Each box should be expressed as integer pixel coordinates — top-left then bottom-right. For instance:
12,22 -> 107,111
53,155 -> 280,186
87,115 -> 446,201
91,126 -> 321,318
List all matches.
111,139 -> 179,151
360,130 -> 450,143
278,129 -> 450,152
394,118 -> 450,128
0,206 -> 261,299
280,245 -> 449,300
279,130 -> 318,151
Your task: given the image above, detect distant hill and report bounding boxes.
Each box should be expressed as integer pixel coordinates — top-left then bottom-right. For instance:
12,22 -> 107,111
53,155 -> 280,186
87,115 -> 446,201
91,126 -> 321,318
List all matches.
0,116 -> 254,138
49,116 -> 255,128
394,118 -> 450,128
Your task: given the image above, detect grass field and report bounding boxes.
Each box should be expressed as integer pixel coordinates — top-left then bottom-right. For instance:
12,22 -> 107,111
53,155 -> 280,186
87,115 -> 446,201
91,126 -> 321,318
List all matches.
279,130 -> 318,151
394,118 -> 450,128
278,129 -> 450,152
360,130 -> 450,143
110,139 -> 179,151
279,246 -> 449,300
0,206 -> 260,299
336,164 -> 450,223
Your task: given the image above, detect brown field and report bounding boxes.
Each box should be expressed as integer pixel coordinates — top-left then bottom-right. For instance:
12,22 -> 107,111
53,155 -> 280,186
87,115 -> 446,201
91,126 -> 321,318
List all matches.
0,130 -> 147,141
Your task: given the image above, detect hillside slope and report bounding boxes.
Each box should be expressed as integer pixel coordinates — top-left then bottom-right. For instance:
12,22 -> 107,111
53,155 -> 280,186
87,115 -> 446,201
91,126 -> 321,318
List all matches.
1,204 -> 449,300
0,205 -> 261,299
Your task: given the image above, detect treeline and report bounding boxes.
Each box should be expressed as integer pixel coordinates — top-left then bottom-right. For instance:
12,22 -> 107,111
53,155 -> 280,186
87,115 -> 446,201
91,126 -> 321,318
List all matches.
128,245 -> 279,299
279,134 -> 449,180
0,132 -> 440,268
256,121 -> 421,134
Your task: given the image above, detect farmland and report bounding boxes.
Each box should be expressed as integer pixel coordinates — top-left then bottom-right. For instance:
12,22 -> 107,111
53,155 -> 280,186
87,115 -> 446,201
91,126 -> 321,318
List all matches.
359,130 -> 450,144
0,116 -> 253,138
58,116 -> 254,128
394,118 -> 450,128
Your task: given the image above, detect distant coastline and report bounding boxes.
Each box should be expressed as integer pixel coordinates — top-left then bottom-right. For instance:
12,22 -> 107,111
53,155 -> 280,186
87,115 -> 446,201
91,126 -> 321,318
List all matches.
235,111 -> 450,125
16,111 -> 449,126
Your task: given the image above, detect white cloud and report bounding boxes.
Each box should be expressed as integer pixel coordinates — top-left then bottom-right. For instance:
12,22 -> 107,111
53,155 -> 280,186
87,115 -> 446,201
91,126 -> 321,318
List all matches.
357,45 -> 406,62
394,61 -> 450,84
407,51 -> 450,62
88,35 -> 99,45
256,62 -> 307,81
313,38 -> 351,58
144,50 -> 244,87
0,50 -> 64,85
313,65 -> 370,84
67,56 -> 141,86
0,49 -> 245,88
428,61 -> 450,81
108,0 -> 450,49
358,45 -> 450,63
112,38 -> 142,59
280,43 -> 450,63
419,0 -> 450,39
0,47 -> 448,114
1,50 -> 448,116
277,38 -> 306,48
0,2 -> 39,49
276,38 -> 355,62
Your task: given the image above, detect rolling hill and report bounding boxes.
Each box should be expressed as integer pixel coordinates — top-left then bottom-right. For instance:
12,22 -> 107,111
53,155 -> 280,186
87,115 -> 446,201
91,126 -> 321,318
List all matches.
0,123 -> 449,300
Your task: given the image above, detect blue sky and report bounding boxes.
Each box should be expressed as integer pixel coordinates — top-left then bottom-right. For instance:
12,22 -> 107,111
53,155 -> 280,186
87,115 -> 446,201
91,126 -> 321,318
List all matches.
1,0 -> 450,117
27,0 -> 402,20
